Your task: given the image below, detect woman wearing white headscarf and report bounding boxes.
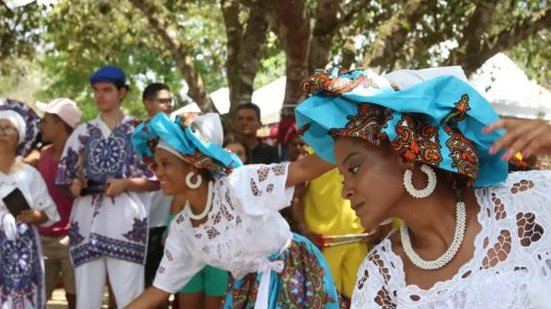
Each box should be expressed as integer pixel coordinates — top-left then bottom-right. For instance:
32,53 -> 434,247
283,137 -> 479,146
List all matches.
0,98 -> 60,308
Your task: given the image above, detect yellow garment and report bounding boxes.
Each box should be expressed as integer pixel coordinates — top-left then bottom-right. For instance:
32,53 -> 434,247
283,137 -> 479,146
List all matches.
302,168 -> 367,297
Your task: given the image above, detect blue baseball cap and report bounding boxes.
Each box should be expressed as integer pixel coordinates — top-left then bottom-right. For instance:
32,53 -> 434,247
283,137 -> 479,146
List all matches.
89,65 -> 128,88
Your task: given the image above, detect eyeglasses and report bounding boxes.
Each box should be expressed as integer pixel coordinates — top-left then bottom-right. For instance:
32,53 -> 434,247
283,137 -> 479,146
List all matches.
0,126 -> 18,136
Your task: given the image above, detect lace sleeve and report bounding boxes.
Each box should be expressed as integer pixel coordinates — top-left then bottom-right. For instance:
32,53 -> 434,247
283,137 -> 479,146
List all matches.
153,213 -> 206,293
228,163 -> 295,216
352,245 -> 397,308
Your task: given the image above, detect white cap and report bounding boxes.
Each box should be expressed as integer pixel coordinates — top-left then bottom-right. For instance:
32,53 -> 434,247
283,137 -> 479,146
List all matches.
36,98 -> 82,128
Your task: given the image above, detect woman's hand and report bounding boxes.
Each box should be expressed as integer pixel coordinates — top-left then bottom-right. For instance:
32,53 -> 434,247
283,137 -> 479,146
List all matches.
483,118 -> 551,160
70,179 -> 84,197
17,210 -> 48,225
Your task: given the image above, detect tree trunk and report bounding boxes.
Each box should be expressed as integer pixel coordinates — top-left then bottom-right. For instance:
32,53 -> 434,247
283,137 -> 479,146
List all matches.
307,0 -> 340,73
268,0 -> 311,109
222,0 -> 268,114
128,0 -> 214,111
443,1 -> 498,72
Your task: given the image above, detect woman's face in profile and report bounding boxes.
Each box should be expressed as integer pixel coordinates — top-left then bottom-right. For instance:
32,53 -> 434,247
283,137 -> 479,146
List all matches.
334,137 -> 405,230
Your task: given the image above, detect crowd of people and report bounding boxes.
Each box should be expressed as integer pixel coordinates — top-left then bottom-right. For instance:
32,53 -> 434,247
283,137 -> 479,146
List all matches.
1,63 -> 551,309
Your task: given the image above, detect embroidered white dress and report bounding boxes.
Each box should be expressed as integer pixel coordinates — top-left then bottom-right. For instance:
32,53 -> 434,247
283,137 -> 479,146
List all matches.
56,116 -> 154,267
351,171 -> 551,308
154,163 -> 294,292
0,162 -> 60,309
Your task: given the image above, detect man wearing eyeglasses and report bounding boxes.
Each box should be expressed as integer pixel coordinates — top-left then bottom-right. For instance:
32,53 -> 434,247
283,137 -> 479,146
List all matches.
143,83 -> 174,116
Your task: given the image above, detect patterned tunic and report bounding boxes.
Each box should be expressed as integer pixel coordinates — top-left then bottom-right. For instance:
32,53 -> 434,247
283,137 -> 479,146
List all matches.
0,162 -> 60,309
351,171 -> 551,308
56,116 -> 154,267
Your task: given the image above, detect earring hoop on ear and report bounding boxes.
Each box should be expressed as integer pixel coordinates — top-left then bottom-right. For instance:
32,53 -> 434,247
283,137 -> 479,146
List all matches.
185,172 -> 202,189
403,164 -> 437,199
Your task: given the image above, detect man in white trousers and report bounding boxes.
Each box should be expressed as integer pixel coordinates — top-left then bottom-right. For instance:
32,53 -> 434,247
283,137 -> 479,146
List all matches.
55,66 -> 158,308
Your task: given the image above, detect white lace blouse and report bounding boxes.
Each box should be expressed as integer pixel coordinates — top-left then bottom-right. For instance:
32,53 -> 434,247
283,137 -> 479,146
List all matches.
351,171 -> 551,308
153,163 -> 294,293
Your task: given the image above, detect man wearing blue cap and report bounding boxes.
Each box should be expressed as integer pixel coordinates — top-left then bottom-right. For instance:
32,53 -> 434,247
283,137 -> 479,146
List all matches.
55,66 -> 158,308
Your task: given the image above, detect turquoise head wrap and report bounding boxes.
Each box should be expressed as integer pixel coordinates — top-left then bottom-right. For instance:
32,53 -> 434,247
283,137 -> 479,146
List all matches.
131,112 -> 242,175
295,68 -> 508,187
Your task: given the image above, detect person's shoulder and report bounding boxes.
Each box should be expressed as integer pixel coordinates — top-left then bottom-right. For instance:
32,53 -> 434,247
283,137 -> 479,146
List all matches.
39,144 -> 53,156
482,170 -> 551,227
72,119 -> 95,133
15,159 -> 41,178
489,170 -> 551,194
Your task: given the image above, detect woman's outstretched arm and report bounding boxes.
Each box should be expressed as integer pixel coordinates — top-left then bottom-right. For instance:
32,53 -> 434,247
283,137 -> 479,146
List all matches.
286,153 -> 333,187
125,287 -> 170,309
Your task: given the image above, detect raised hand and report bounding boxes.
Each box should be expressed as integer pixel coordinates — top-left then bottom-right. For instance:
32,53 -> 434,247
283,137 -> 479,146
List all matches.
483,118 -> 551,160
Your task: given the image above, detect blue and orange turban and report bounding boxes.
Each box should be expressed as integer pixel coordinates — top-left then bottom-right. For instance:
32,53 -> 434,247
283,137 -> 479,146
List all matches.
295,67 -> 508,187
131,112 -> 242,175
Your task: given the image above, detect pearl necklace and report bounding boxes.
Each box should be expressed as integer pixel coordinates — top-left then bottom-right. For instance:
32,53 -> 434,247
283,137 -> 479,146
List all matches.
400,201 -> 466,270
186,181 -> 213,221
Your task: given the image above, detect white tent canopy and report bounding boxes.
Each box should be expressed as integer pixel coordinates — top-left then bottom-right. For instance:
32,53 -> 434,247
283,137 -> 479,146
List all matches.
210,53 -> 551,123
469,53 -> 551,120
210,77 -> 286,124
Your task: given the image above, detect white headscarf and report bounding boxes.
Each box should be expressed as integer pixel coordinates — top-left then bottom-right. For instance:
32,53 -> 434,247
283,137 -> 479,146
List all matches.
384,66 -> 468,90
156,113 -> 224,155
191,113 -> 224,146
156,140 -> 186,161
0,109 -> 26,145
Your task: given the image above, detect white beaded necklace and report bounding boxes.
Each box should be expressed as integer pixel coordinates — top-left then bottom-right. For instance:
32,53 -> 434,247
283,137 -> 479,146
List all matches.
186,181 -> 213,221
400,201 -> 466,270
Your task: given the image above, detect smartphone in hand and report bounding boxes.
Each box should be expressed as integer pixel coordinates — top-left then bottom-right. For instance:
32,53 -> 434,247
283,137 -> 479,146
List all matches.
2,188 -> 31,217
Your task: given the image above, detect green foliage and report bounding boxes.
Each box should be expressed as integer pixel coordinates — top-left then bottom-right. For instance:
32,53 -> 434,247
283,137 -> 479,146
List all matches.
17,0 -> 226,120
2,0 -> 551,117
0,3 -> 42,66
509,30 -> 551,89
254,33 -> 286,89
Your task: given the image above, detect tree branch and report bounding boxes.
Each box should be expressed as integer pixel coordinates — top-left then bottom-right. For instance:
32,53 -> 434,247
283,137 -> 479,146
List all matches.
268,0 -> 311,107
446,8 -> 551,75
443,1 -> 498,67
361,0 -> 430,70
222,0 -> 268,111
0,0 -> 13,13
128,0 -> 214,111
307,0 -> 340,72
338,0 -> 370,28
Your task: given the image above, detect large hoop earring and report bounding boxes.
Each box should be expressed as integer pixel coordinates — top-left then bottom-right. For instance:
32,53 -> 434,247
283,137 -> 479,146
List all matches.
185,172 -> 202,189
403,164 -> 437,199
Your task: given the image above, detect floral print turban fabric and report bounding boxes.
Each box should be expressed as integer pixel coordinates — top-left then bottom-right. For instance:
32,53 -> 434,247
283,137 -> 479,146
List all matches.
295,68 -> 508,187
131,112 -> 242,175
